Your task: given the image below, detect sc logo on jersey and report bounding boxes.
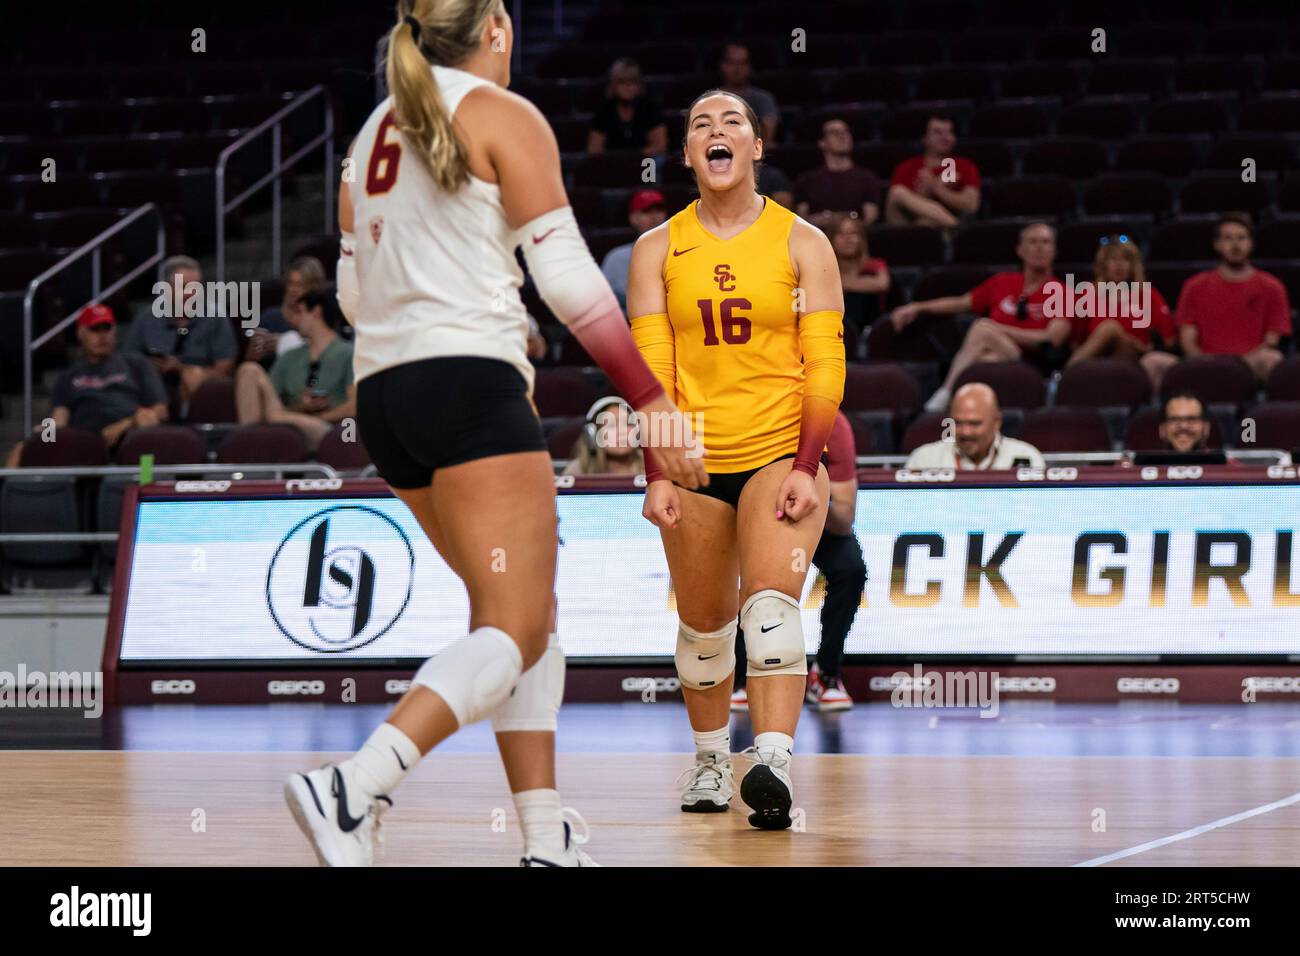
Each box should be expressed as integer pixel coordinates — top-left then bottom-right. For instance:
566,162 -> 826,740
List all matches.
266,505 -> 414,653
713,264 -> 736,292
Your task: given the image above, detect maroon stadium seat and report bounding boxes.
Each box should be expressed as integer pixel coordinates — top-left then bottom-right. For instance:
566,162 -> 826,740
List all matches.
1082,174 -> 1173,217
1056,360 -> 1152,409
1022,139 -> 1108,180
1265,355 -> 1300,402
556,332 -> 594,366
315,426 -> 373,473
1245,402 -> 1300,452
1125,406 -> 1224,452
841,362 -> 921,414
845,413 -> 876,456
114,425 -> 206,465
1161,356 -> 1258,406
1115,137 -> 1203,178
1054,219 -> 1144,263
910,265 -> 992,301
1057,100 -> 1140,139
1016,407 -> 1112,453
853,141 -> 916,181
216,423 -> 308,464
1149,218 -> 1217,262
19,427 -> 109,467
956,139 -> 1014,179
1088,59 -> 1174,97
545,417 -> 585,459
862,313 -> 965,364
954,361 -> 1046,410
1179,174 -> 1270,217
186,379 -> 237,424
865,225 -> 943,268
1239,95 -> 1300,133
1147,97 -> 1230,135
1174,58 -> 1252,95
970,102 -> 1050,139
1001,64 -> 1080,100
986,176 -> 1075,219
901,411 -> 948,454
952,220 -> 1034,266
1255,218 -> 1300,260
1205,135 -> 1297,173
532,368 -> 599,418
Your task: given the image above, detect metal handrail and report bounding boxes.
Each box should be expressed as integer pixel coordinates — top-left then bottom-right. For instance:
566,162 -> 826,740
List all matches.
215,85 -> 334,281
22,203 -> 166,434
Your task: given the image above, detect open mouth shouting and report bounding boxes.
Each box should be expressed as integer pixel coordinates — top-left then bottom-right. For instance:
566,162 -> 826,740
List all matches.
706,142 -> 734,174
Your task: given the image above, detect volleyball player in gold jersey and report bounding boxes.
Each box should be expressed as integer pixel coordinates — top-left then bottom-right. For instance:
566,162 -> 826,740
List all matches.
627,90 -> 846,829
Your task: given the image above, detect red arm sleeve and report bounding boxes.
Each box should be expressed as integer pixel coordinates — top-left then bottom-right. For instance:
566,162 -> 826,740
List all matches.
793,309 -> 846,478
825,412 -> 857,481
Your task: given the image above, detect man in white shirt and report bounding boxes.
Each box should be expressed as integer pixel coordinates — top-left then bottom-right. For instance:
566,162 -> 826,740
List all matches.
905,383 -> 1044,470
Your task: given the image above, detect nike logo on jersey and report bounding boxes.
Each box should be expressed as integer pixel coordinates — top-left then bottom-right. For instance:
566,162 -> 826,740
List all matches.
672,246 -> 700,257
331,768 -> 366,833
532,228 -> 558,244
760,623 -> 782,633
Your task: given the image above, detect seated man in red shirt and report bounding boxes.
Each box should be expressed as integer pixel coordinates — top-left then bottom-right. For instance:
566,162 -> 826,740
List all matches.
884,114 -> 981,228
892,222 -> 1070,411
1159,213 -> 1291,383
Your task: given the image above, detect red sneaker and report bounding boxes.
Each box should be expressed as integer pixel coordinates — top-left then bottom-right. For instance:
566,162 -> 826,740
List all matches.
729,686 -> 748,712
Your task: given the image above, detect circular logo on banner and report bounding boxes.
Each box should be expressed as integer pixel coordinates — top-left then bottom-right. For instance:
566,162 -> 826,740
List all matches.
266,505 -> 414,653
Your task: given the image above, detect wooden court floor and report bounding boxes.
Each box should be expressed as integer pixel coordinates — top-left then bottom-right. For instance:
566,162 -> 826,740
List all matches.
5,751 -> 1300,866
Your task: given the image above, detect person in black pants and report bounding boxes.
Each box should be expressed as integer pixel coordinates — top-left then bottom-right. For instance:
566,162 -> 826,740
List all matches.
732,412 -> 866,712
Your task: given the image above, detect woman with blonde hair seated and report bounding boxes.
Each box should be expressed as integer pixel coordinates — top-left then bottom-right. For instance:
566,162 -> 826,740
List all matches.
563,396 -> 645,476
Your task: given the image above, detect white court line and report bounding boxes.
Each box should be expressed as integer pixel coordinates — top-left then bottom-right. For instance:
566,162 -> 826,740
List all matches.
1074,790 -> 1300,867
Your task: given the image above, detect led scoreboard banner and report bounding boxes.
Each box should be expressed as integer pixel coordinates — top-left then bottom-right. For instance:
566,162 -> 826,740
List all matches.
103,467 -> 1300,704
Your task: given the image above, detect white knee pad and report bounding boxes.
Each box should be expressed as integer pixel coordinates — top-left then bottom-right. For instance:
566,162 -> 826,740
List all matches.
413,626 -> 523,728
741,589 -> 807,677
492,632 -> 565,733
675,620 -> 737,690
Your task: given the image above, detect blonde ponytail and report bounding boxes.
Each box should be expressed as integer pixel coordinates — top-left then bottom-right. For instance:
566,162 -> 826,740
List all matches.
386,0 -> 502,193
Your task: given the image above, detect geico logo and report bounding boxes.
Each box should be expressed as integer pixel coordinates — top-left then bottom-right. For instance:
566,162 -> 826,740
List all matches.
554,475 -> 576,489
1016,467 -> 1044,481
174,480 -> 231,493
1168,465 -> 1203,480
1267,465 -> 1298,480
385,679 -> 412,694
1243,677 -> 1300,693
869,675 -> 935,691
894,469 -> 955,483
267,680 -> 326,695
1117,677 -> 1180,693
151,679 -> 196,694
620,676 -> 681,693
997,676 -> 1057,693
1046,467 -> 1077,481
285,478 -> 343,492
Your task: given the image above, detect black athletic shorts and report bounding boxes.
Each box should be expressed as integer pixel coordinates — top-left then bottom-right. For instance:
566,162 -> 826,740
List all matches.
690,453 -> 811,509
356,356 -> 547,489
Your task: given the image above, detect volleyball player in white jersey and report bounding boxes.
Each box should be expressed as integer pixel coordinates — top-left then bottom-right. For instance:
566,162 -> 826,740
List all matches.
283,0 -> 704,867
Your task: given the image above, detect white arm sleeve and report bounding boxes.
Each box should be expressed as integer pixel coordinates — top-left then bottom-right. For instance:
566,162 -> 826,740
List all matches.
336,231 -> 359,325
514,206 -> 616,329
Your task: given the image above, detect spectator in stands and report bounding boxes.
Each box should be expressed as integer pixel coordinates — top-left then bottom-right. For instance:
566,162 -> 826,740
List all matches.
247,256 -> 328,365
718,41 -> 779,142
233,287 -> 354,450
563,397 -> 644,476
5,305 -> 168,466
1159,393 -> 1213,454
759,162 -> 795,210
885,114 -> 981,228
600,189 -> 666,310
586,58 -> 667,158
794,117 -> 881,226
124,255 -> 236,403
1067,235 -> 1176,381
1154,213 -> 1292,385
826,212 -> 890,349
892,222 -> 1069,412
905,383 -> 1045,470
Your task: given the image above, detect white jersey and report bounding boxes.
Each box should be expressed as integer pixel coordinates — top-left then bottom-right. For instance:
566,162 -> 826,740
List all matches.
346,65 -> 532,389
